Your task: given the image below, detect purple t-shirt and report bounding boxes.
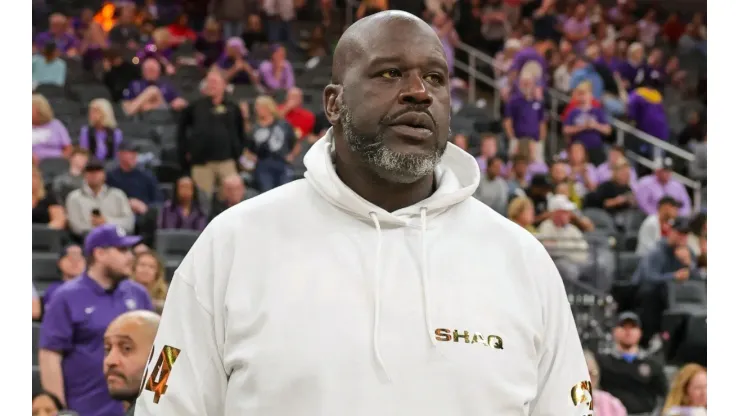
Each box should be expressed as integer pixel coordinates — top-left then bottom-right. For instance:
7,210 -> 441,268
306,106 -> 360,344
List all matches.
595,56 -> 622,73
258,60 -> 295,91
595,161 -> 638,186
123,79 -> 179,103
504,94 -> 545,140
563,17 -> 591,52
39,274 -> 154,416
33,119 -> 72,160
617,61 -> 646,89
157,200 -> 208,231
79,126 -> 124,160
35,31 -> 79,53
564,107 -> 608,149
634,175 -> 692,216
217,55 -> 259,84
136,42 -> 173,63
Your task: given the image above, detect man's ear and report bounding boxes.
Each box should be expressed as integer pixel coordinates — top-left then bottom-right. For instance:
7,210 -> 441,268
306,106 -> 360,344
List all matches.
323,84 -> 342,125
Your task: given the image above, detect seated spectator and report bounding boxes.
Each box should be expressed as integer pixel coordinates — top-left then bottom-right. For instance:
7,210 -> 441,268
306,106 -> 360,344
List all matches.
597,312 -> 668,415
305,25 -> 330,58
522,174 -> 551,224
195,18 -> 224,68
106,142 -> 162,219
474,156 -> 508,215
565,142 -> 598,198
72,8 -> 95,38
32,94 -> 72,161
32,165 -> 66,229
537,195 -> 590,283
595,146 -> 637,185
103,48 -> 141,102
32,391 -> 65,415
122,57 -> 187,115
617,42 -> 646,91
53,147 -> 89,203
506,145 -> 549,192
33,284 -> 42,321
687,213 -> 707,258
553,54 -> 576,93
563,4 -> 590,52
42,244 -> 87,308
66,159 -> 135,238
626,79 -> 670,158
637,9 -> 660,48
636,196 -> 680,256
279,87 -> 316,141
677,111 -> 703,149
583,350 -> 628,416
661,363 -> 707,416
217,37 -> 261,85
586,158 -> 635,215
563,82 -> 612,165
432,12 -> 459,75
78,13 -> 107,71
242,14 -> 268,51
356,0 -> 388,19
510,37 -> 548,87
136,28 -> 175,74
259,44 -> 295,91
452,133 -> 469,152
503,74 -> 546,161
248,95 -> 297,192
550,158 -> 581,207
79,98 -> 124,161
32,42 -> 67,88
494,40 -> 521,84
209,174 -> 247,221
34,13 -> 79,57
167,13 -> 197,46
690,135 -> 707,210
595,38 -> 621,73
132,251 -> 169,313
108,3 -> 140,50
634,157 -> 691,217
508,196 -> 536,233
158,176 -> 207,231
177,69 -> 244,195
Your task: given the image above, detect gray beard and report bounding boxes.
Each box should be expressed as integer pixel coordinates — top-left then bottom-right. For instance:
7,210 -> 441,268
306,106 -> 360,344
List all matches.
339,104 -> 447,184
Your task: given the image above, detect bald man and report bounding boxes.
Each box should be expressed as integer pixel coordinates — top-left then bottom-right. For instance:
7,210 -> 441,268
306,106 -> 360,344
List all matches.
103,311 -> 160,416
136,11 -> 590,415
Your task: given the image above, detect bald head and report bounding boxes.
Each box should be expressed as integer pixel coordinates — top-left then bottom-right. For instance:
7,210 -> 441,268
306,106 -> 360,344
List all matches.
109,310 -> 161,336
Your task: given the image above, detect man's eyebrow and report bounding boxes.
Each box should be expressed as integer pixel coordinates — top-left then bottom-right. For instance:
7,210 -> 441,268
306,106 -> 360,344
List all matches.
365,55 -> 450,72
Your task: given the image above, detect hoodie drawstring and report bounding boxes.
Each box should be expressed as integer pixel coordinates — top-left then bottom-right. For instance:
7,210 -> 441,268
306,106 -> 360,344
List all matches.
368,208 -> 436,383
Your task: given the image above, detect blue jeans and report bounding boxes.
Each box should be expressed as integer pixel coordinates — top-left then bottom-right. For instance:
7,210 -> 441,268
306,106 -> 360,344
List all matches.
255,158 -> 291,192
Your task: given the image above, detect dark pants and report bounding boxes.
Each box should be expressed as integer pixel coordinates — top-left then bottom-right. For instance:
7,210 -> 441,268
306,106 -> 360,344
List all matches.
266,18 -> 296,47
255,158 -> 291,192
635,282 -> 669,348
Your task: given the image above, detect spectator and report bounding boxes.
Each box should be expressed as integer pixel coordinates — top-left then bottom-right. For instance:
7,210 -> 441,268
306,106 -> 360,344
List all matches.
475,133 -> 500,171
259,45 -> 295,91
565,142 -> 598,198
617,42 -> 645,91
32,391 -> 65,416
53,147 -> 89,203
563,82 -> 612,165
531,0 -> 559,43
264,0 -> 297,45
637,9 -> 660,48
356,0 -> 388,19
248,95 -> 297,192
662,13 -> 685,47
494,39 -> 520,88
103,48 -> 141,103
122,57 -> 187,115
677,111 -> 703,149
32,94 -> 72,161
503,75 -> 546,161
242,14 -> 268,51
131,252 -> 169,314
595,39 -> 621,73
167,14 -> 197,45
32,42 -> 67,88
563,4 -> 591,52
79,99 -> 124,161
34,13 -> 79,57
195,18 -> 224,68
595,146 -> 637,185
634,157 -> 691,217
209,174 -> 247,221
687,213 -> 706,258
279,87 -> 317,142
636,196 -> 680,256
66,159 -> 135,238
474,156 -> 509,215
432,11 -> 460,75
452,133 -> 469,151
32,165 -> 66,229
177,69 -> 244,195
33,284 -> 42,321
583,350 -> 628,416
217,37 -> 260,85
627,79 -> 670,157
158,176 -> 207,231
43,244 -> 87,308
108,3 -> 140,50
103,310 -> 161,416
597,312 -> 668,415
136,28 -> 175,75
690,135 -> 707,209
510,36 -> 548,86
305,25 -> 330,58
549,159 -> 580,206
661,363 -> 707,416
107,142 -> 161,215
537,195 -> 590,283
39,224 -> 152,416
213,0 -> 252,39
508,196 -> 536,233
507,154 -> 530,193
586,158 -> 635,215
553,54 -> 576,93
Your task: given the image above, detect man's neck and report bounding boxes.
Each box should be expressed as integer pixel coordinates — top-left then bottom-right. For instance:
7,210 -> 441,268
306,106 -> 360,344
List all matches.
211,94 -> 224,105
616,344 -> 639,355
88,184 -> 103,195
487,172 -> 498,181
120,164 -> 135,173
86,266 -> 115,290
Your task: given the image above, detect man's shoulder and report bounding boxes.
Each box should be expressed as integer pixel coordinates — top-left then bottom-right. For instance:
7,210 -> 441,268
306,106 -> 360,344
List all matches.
51,276 -> 88,301
211,180 -> 315,225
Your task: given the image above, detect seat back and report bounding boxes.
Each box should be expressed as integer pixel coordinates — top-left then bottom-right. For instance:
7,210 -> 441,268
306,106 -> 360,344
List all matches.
32,225 -> 64,254
33,252 -> 60,282
582,208 -> 616,232
156,229 -> 199,260
667,280 -> 707,308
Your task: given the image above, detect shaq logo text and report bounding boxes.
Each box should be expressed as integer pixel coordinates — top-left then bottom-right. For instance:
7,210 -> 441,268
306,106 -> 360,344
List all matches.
434,328 -> 504,350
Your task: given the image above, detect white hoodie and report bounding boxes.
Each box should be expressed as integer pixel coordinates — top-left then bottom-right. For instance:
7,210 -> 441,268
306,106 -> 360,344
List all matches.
135,129 -> 592,416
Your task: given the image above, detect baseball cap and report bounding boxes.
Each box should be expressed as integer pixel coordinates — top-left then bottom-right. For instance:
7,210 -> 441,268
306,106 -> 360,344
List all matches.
616,311 -> 641,327
656,157 -> 674,171
117,140 -> 138,152
658,196 -> 682,208
548,194 -> 576,212
84,159 -> 105,172
83,224 -> 142,256
669,217 -> 692,234
530,174 -> 551,188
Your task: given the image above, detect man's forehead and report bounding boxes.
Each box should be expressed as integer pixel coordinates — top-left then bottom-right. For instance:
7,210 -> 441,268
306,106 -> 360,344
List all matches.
105,318 -> 147,341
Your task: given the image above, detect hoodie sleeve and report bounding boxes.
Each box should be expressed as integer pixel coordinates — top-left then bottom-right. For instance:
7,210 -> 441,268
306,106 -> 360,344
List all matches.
526,239 -> 593,416
134,228 -> 228,415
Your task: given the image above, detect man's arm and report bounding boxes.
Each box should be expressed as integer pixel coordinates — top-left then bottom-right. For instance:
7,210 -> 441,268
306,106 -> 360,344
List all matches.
39,295 -> 75,406
65,193 -> 90,235
106,190 -> 136,233
636,217 -> 658,256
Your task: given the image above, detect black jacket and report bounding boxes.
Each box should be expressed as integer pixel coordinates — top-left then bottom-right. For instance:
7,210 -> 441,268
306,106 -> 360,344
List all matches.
177,97 -> 246,169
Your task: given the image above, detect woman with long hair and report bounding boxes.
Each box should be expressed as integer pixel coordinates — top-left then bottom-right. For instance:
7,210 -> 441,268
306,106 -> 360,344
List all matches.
32,41 -> 66,88
195,18 -> 224,68
79,98 -> 123,161
32,390 -> 65,416
32,94 -> 72,161
157,176 -> 208,231
132,251 -> 169,314
258,45 -> 295,91
249,95 -> 297,192
216,37 -> 260,85
662,363 -> 707,415
32,165 -> 66,229
508,196 -> 536,233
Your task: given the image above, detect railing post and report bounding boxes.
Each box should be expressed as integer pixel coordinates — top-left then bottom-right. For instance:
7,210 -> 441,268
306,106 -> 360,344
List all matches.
468,53 -> 476,103
549,94 -> 558,160
616,129 -> 625,147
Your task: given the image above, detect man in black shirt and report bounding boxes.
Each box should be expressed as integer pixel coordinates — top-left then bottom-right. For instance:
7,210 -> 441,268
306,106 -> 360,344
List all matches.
597,312 -> 667,415
177,69 -> 246,195
103,48 -> 141,102
586,158 -> 635,215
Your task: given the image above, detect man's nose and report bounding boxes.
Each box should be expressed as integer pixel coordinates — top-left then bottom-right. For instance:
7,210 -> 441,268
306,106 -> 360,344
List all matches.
398,73 -> 433,106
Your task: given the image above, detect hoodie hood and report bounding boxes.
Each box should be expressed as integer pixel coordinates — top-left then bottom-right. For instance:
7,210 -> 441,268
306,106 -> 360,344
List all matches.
304,127 -> 480,227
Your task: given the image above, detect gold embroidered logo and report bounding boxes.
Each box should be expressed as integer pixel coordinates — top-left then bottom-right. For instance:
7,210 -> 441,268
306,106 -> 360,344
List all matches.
570,380 -> 594,414
434,328 -> 504,349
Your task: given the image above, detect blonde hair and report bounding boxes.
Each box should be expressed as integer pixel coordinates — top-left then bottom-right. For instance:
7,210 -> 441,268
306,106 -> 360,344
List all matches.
89,98 -> 118,128
152,28 -> 171,46
32,94 -> 55,125
574,81 -> 593,95
133,251 -> 169,302
508,196 -> 533,221
254,95 -> 282,119
662,363 -> 706,413
33,164 -> 47,201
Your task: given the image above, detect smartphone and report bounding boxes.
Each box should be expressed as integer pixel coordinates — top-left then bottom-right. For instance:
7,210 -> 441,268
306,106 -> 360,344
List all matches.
91,208 -> 101,216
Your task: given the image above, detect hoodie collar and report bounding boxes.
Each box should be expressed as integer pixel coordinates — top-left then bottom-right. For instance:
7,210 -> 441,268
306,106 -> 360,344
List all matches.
304,128 -> 480,227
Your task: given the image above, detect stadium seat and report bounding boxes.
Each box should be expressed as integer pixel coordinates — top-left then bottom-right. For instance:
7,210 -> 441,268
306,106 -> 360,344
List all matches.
119,121 -> 157,142
34,84 -> 67,98
620,208 -> 647,232
582,208 -> 616,232
154,163 -> 183,184
615,251 -> 641,281
32,366 -> 42,396
615,231 -> 639,252
159,183 -> 174,201
164,258 -> 180,282
667,280 -> 707,308
33,252 -> 60,282
32,323 -> 40,366
140,109 -> 175,125
155,229 -> 199,260
32,224 -> 64,254
38,157 -> 70,181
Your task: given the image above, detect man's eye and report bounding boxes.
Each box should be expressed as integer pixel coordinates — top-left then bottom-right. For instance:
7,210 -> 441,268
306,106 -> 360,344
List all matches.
424,73 -> 444,84
380,69 -> 402,78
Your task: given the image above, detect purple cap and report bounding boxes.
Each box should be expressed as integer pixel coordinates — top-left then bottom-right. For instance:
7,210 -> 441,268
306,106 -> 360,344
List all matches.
83,224 -> 142,256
